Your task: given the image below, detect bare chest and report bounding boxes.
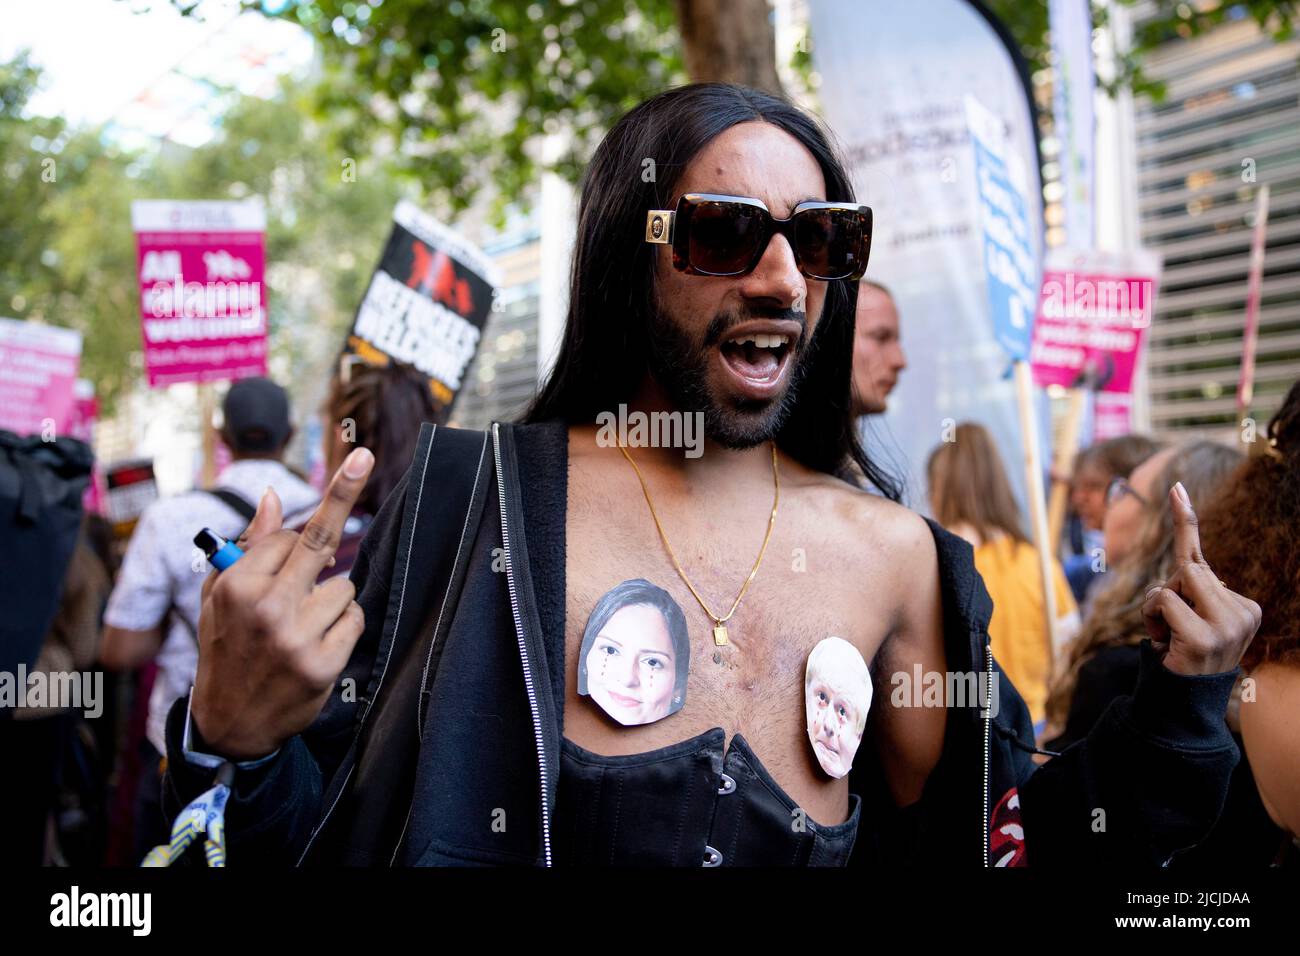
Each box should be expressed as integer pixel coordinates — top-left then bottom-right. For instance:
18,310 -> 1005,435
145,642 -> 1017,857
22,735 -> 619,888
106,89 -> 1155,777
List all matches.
561,465 -> 893,824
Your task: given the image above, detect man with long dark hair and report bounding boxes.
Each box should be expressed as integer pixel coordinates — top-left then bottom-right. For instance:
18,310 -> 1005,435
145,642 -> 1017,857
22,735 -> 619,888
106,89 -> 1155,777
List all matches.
167,84 -> 1260,867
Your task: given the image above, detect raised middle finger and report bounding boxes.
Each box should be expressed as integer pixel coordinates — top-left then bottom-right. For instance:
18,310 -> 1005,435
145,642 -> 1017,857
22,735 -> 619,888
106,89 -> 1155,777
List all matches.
279,447 -> 374,591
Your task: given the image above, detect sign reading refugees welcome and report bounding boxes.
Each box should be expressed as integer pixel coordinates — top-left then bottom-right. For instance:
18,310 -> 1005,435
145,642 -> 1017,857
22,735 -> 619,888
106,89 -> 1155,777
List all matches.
347,200 -> 499,418
131,199 -> 269,388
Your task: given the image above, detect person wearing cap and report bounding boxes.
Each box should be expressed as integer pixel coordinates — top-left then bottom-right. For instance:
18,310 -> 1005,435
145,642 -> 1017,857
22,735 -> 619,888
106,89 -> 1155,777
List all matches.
100,376 -> 318,861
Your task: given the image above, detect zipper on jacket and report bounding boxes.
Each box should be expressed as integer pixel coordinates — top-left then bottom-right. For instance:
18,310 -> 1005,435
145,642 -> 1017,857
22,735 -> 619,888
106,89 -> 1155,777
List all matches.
982,642 -> 992,868
297,423 -> 439,867
491,422 -> 554,867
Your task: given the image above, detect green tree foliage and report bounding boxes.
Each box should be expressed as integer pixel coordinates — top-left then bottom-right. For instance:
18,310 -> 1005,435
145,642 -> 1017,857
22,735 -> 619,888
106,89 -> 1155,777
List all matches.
164,0 -> 1298,221
0,53 -> 402,411
171,0 -> 686,217
985,0 -> 1298,101
10,1 -> 1296,407
147,84 -> 402,390
1,50 -> 144,410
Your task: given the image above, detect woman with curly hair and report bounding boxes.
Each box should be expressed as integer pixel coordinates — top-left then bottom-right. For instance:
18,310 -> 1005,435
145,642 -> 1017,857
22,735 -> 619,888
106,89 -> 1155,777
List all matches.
1042,439 -> 1242,750
1191,381 -> 1300,864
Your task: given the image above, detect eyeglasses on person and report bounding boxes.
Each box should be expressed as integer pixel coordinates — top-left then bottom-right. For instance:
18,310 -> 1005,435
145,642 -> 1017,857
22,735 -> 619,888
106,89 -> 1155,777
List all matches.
645,193 -> 872,281
1105,476 -> 1147,508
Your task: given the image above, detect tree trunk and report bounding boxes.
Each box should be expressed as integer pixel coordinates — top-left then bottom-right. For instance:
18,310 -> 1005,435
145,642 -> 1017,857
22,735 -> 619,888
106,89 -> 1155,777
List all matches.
676,0 -> 785,95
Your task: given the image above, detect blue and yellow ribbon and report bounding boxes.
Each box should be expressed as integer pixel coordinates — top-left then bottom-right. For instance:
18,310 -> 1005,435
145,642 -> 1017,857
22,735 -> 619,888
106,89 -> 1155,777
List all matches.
142,763 -> 233,867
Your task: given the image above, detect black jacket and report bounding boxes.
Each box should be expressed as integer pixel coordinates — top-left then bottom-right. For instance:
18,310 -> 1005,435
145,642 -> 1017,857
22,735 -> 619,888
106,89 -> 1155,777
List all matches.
165,420 -> 1241,866
1045,644 -> 1142,753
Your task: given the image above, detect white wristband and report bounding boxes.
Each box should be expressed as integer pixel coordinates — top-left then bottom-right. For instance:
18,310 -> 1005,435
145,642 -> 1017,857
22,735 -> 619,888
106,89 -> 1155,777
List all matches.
182,687 -> 280,771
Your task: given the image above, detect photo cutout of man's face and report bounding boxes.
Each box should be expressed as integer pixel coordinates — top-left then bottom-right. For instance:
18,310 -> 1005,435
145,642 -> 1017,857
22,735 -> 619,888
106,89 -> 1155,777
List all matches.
579,579 -> 690,727
805,637 -> 873,779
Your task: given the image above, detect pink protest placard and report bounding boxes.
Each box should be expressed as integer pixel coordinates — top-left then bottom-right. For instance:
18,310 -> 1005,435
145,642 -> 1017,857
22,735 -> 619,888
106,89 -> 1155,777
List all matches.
132,200 -> 269,388
1030,249 -> 1162,393
1030,249 -> 1162,436
0,317 -> 83,438
1093,393 -> 1134,441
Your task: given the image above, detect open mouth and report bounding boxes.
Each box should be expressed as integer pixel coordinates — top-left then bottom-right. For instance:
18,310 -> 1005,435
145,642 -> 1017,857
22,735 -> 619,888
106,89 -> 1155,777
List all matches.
717,329 -> 797,400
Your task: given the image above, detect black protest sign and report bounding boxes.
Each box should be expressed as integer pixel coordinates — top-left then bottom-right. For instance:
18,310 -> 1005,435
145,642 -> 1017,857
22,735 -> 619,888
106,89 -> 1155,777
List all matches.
104,459 -> 158,541
347,201 -> 499,418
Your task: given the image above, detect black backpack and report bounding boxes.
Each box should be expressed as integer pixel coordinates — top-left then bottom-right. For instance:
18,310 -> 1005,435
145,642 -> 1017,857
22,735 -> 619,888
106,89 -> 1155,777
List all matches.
0,430 -> 93,675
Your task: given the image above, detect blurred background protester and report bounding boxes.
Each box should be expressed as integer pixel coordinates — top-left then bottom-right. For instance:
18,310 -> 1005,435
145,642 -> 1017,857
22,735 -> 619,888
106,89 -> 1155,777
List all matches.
1188,380 -> 1300,866
318,357 -> 439,579
1063,434 -> 1164,610
927,422 -> 1079,728
850,280 -> 907,418
98,376 -> 318,862
1042,439 -> 1242,753
68,513 -> 122,866
0,518 -> 111,866
0,431 -> 93,677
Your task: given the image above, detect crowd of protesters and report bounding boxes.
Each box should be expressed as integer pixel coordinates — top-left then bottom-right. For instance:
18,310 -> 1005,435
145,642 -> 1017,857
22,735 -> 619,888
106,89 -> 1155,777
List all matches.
7,308 -> 1299,867
3,214 -> 1296,870
7,310 -> 1299,869
915,403 -> 1299,866
855,286 -> 1299,866
0,359 -> 434,865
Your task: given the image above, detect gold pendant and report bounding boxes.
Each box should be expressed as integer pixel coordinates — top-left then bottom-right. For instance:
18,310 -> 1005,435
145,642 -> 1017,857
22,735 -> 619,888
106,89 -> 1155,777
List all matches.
712,624 -> 729,646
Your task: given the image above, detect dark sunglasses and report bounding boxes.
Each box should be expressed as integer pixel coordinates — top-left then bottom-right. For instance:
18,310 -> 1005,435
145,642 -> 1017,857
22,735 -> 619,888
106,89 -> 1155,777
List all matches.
645,193 -> 872,281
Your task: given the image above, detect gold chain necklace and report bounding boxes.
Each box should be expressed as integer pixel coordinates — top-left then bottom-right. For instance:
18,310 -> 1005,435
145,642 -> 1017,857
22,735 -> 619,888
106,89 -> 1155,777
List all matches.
618,442 -> 779,647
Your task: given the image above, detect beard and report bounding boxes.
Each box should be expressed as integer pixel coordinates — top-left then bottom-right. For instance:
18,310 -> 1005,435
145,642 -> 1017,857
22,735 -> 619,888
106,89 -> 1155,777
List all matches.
645,300 -> 816,449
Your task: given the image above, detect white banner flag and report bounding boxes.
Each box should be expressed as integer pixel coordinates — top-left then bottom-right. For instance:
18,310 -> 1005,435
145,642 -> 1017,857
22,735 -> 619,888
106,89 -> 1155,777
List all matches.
810,0 -> 1047,512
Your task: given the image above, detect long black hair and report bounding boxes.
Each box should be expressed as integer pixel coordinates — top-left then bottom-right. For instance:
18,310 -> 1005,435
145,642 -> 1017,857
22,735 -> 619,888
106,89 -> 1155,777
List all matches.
324,359 -> 438,515
521,82 -> 900,500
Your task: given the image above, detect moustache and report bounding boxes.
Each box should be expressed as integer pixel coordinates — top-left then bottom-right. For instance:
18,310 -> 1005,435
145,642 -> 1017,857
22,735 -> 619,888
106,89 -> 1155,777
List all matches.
702,307 -> 808,349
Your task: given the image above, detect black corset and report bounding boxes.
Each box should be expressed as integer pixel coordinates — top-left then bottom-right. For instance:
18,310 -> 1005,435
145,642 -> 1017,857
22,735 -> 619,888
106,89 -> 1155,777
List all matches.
555,727 -> 861,866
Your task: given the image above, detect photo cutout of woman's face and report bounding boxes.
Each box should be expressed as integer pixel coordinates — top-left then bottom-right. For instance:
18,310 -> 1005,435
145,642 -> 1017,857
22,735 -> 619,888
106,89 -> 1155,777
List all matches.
805,637 -> 873,779
579,579 -> 690,727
